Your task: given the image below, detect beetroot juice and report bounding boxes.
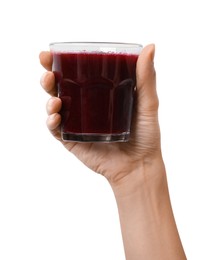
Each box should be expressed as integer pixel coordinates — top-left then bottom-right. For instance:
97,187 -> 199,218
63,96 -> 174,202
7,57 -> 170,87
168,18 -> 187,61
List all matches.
50,42 -> 142,142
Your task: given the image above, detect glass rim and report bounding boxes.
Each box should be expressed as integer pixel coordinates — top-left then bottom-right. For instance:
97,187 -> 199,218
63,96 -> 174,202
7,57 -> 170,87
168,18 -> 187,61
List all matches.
49,41 -> 143,54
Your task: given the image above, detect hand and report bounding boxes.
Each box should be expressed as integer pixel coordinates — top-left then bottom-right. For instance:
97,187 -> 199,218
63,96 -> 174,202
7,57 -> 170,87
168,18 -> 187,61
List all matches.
39,45 -> 161,184
40,45 -> 187,260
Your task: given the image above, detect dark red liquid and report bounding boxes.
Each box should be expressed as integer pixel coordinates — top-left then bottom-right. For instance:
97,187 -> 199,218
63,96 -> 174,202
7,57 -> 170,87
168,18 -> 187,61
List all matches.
52,52 -> 138,140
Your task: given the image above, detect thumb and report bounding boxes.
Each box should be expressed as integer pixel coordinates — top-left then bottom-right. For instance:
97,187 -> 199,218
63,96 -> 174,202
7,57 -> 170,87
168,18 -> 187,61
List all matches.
136,44 -> 158,113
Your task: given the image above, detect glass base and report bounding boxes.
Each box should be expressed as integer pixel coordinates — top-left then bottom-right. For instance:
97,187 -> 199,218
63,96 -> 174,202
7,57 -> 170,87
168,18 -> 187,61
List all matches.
62,132 -> 130,143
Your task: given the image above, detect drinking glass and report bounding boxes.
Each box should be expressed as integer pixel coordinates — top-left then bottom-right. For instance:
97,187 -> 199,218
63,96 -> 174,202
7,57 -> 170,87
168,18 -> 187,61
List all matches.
50,42 -> 142,142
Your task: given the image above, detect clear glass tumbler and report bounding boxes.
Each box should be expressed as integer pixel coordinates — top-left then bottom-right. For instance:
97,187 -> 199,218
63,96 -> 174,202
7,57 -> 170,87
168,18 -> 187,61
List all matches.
50,42 -> 142,142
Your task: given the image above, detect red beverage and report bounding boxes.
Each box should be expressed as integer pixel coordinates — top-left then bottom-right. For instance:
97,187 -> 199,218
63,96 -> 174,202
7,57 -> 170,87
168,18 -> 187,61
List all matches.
50,42 -> 142,142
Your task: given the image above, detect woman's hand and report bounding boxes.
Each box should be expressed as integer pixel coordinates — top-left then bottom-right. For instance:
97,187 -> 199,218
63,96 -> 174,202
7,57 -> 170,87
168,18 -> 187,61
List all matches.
40,45 -> 187,259
39,45 -> 161,184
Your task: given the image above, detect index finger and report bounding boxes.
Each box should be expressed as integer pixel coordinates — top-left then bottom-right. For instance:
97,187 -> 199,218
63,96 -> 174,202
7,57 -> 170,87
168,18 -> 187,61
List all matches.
39,51 -> 53,71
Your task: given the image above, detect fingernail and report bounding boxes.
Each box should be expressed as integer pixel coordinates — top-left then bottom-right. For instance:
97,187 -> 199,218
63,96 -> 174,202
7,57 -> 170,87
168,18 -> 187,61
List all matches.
49,113 -> 56,121
40,72 -> 47,86
47,98 -> 53,111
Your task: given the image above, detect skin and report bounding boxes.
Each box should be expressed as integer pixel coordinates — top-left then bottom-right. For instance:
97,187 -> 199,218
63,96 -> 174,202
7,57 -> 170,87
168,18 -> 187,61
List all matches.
39,44 -> 187,260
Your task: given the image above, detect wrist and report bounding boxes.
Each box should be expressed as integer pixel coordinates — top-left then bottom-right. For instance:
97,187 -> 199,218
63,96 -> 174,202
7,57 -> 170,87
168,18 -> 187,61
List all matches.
110,155 -> 167,199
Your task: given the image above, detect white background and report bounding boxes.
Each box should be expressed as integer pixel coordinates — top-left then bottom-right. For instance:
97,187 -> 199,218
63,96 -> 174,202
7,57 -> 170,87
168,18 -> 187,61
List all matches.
0,0 -> 221,259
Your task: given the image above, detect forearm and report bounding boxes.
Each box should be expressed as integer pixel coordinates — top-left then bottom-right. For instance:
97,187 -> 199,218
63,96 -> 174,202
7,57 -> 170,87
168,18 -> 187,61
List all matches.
111,158 -> 186,260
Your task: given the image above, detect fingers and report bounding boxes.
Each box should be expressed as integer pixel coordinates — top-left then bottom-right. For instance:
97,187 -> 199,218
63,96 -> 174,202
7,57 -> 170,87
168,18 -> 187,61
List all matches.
46,113 -> 61,131
46,97 -> 62,140
40,71 -> 57,96
39,50 -> 56,96
46,97 -> 62,115
40,51 -> 61,140
39,51 -> 53,71
136,44 -> 158,113
46,113 -> 62,141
